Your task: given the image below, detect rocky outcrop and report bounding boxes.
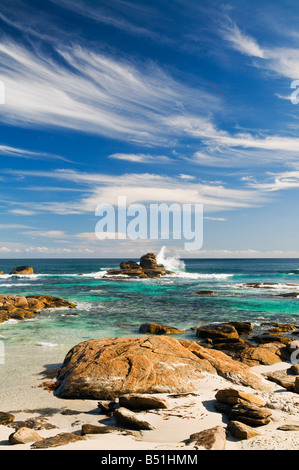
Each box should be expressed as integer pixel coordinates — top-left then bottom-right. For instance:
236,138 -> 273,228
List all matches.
55,336 -> 272,400
103,252 -> 173,279
0,412 -> 14,425
10,266 -> 34,275
0,295 -> 76,323
234,342 -> 290,366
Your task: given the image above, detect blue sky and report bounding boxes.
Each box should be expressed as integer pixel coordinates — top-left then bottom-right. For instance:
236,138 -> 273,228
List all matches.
1,0 -> 299,258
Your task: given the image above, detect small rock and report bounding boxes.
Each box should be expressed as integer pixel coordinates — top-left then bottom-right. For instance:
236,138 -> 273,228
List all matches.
0,412 -> 15,425
187,426 -> 226,450
31,432 -> 85,449
264,369 -> 297,391
81,424 -> 135,436
228,403 -> 272,427
97,400 -> 117,414
119,394 -> 169,410
228,420 -> 262,440
196,291 -> 214,295
9,427 -> 42,445
139,322 -> 185,335
215,388 -> 266,407
113,407 -> 154,430
196,323 -> 239,340
277,424 -> 299,431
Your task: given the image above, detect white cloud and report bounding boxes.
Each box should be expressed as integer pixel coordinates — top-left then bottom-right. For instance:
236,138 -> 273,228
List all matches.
0,40 -> 217,145
222,22 -> 265,58
108,153 -> 171,163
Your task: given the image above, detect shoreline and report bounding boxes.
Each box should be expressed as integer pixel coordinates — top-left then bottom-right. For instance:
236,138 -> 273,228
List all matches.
0,345 -> 299,450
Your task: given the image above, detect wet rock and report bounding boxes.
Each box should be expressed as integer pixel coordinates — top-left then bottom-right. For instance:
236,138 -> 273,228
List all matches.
139,322 -> 185,335
196,290 -> 214,295
251,333 -> 291,346
113,407 -> 154,430
187,426 -> 226,450
196,323 -> 239,341
0,295 -> 76,323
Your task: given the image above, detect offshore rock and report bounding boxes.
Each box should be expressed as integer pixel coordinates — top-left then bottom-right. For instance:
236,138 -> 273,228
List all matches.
104,252 -> 174,279
10,266 -> 34,275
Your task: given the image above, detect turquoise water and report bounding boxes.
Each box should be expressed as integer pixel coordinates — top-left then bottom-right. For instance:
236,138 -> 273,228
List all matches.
0,256 -> 299,350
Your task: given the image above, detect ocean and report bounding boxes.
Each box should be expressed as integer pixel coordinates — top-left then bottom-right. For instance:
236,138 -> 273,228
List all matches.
1,250 -> 299,349
1,249 -> 299,409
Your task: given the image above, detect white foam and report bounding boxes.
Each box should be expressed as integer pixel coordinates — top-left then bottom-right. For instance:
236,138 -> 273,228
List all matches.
36,342 -> 58,347
156,246 -> 186,272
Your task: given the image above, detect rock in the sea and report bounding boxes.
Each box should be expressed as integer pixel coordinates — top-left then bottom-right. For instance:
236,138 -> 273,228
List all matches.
196,290 -> 214,296
139,322 -> 185,335
187,426 -> 226,450
10,266 -> 34,275
113,407 -> 154,430
0,412 -> 15,425
55,336 -> 272,400
196,323 -> 239,340
0,295 -> 76,323
104,252 -> 173,279
252,333 -> 291,345
228,421 -> 262,440
31,432 -> 85,449
9,427 -> 42,445
119,394 -> 169,410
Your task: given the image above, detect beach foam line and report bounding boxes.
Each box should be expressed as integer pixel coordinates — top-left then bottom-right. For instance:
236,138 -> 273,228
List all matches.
172,272 -> 234,280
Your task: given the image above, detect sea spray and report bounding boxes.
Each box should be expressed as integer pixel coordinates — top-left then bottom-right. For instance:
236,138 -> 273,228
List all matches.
156,246 -> 186,272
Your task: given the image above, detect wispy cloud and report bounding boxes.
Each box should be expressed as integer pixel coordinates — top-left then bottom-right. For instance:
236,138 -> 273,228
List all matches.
108,153 -> 171,163
0,40 -> 217,145
5,168 -> 268,215
222,22 -> 265,58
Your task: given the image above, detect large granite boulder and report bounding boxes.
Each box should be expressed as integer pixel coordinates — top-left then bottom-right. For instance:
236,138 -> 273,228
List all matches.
55,336 -> 272,400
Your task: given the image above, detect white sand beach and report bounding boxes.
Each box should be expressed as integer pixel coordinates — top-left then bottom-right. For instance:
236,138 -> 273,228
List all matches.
1,353 -> 299,451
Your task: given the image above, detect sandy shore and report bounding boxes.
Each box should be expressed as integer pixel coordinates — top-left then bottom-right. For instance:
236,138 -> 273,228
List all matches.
1,356 -> 299,451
